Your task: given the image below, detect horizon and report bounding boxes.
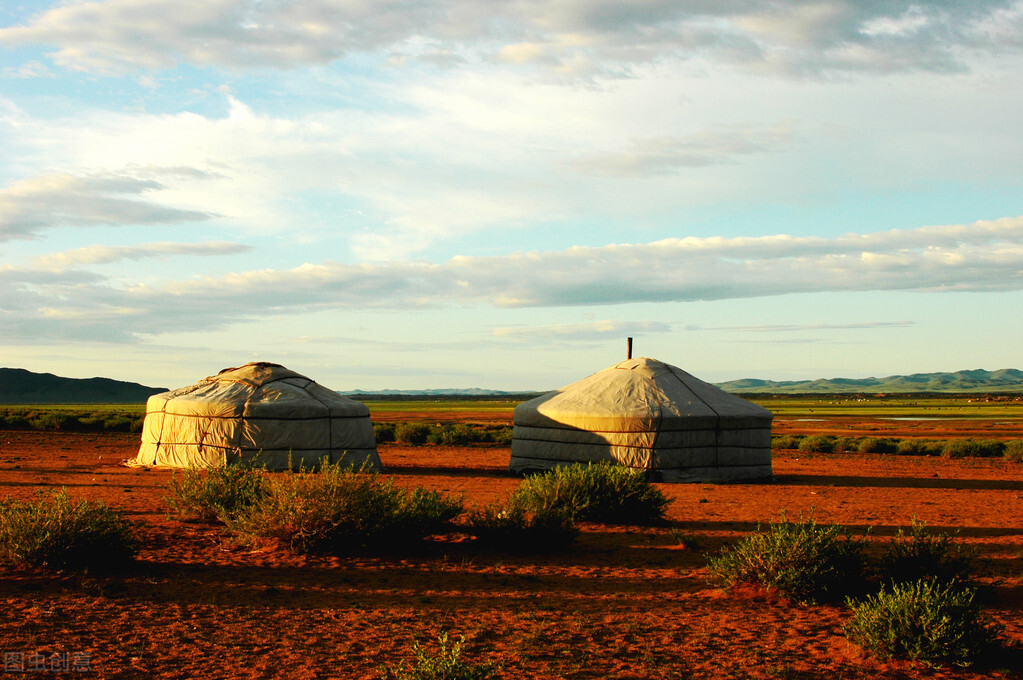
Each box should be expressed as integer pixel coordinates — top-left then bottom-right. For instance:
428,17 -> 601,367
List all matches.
2,2 -> 1022,390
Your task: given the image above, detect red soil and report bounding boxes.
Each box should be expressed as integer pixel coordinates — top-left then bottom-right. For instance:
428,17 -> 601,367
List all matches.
1,426 -> 1021,680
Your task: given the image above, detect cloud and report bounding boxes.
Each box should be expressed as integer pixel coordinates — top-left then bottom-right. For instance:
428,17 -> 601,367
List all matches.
0,168 -> 217,242
3,215 -> 1023,344
29,241 -> 252,269
492,320 -> 672,342
567,124 -> 794,177
692,321 -> 915,332
1,0 -> 1020,77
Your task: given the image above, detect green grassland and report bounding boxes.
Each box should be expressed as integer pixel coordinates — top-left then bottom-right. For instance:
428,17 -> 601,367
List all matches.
3,394 -> 1022,434
751,394 -> 1023,419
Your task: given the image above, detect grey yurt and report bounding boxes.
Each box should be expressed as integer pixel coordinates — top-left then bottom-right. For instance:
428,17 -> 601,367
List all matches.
510,357 -> 772,482
130,362 -> 380,471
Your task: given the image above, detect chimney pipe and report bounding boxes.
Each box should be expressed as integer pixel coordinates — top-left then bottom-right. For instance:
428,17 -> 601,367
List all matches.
627,337 -> 633,360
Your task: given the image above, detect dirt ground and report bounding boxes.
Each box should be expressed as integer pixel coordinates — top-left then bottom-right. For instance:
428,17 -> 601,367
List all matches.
1,420 -> 1021,680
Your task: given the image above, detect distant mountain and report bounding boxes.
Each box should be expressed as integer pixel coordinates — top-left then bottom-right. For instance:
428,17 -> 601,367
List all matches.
0,368 -> 166,404
715,369 -> 1023,394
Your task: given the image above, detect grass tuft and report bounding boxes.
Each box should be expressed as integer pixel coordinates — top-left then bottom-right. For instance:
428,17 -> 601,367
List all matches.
225,460 -> 462,554
165,462 -> 267,523
845,579 -> 1002,666
707,513 -> 866,603
877,518 -> 976,586
0,489 -> 138,571
513,462 -> 670,525
380,632 -> 499,680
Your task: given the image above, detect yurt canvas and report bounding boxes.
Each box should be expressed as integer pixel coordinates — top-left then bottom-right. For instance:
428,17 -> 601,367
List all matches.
131,362 -> 381,471
510,357 -> 772,483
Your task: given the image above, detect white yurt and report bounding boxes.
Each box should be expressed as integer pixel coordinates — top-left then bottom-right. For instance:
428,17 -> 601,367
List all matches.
510,357 -> 773,482
130,362 -> 380,471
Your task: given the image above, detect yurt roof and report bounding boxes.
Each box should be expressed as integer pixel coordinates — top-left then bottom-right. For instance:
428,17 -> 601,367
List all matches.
514,357 -> 772,432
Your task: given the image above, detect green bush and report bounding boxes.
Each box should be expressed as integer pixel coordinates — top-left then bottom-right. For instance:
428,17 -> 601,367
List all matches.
226,461 -> 463,554
845,579 -> 1001,666
1004,440 -> 1023,463
374,423 -> 397,444
707,514 -> 866,603
395,422 -> 432,445
513,463 -> 670,524
166,463 -> 268,523
833,437 -> 859,454
942,439 -> 1004,459
877,519 -> 975,586
428,424 -> 475,446
0,489 -> 139,571
896,439 -> 943,456
858,437 -> 898,454
797,435 -> 835,453
464,497 -> 577,551
771,435 -> 802,450
380,633 -> 499,680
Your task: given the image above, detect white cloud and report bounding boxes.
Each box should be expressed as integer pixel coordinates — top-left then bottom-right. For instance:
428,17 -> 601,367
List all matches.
29,241 -> 252,269
492,319 -> 672,342
1,0 -> 1020,77
0,169 -> 216,241
3,216 -> 1023,343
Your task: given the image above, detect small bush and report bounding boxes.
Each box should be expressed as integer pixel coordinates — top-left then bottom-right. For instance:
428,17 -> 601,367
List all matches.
833,437 -> 859,454
942,439 -> 1004,459
380,632 -> 499,680
428,424 -> 475,446
845,579 -> 1001,666
1004,440 -> 1023,463
0,489 -> 139,571
896,439 -> 943,456
797,435 -> 835,454
514,463 -> 670,524
858,437 -> 898,454
395,422 -> 432,445
771,435 -> 802,450
464,497 -> 577,551
877,519 -> 975,586
707,514 -> 866,603
374,423 -> 397,444
166,463 -> 267,523
226,461 -> 462,554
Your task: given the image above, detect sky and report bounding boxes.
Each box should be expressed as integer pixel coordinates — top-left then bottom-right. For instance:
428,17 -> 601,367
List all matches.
1,0 -> 1023,392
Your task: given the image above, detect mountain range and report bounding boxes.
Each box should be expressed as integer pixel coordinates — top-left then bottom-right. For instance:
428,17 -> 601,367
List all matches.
714,368 -> 1023,394
2,367 -> 1023,404
0,368 -> 167,404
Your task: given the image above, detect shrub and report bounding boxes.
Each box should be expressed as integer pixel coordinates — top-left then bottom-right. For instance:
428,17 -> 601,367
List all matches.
166,463 -> 268,523
896,439 -> 943,456
374,423 -> 397,444
513,463 -> 670,524
395,422 -> 432,445
845,579 -> 1001,666
858,437 -> 898,454
1004,440 -> 1023,463
942,439 -> 1004,459
797,435 -> 835,454
464,497 -> 577,551
428,424 -> 475,446
707,514 -> 866,603
833,437 -> 859,454
771,435 -> 802,450
380,632 -> 499,680
0,489 -> 139,571
877,518 -> 975,586
226,461 -> 462,554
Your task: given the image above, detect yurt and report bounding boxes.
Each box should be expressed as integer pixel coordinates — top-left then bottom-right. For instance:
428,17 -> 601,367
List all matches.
130,362 -> 381,471
510,357 -> 772,482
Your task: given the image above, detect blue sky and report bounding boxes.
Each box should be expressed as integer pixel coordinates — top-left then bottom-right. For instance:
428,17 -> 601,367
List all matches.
2,0 -> 1022,391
